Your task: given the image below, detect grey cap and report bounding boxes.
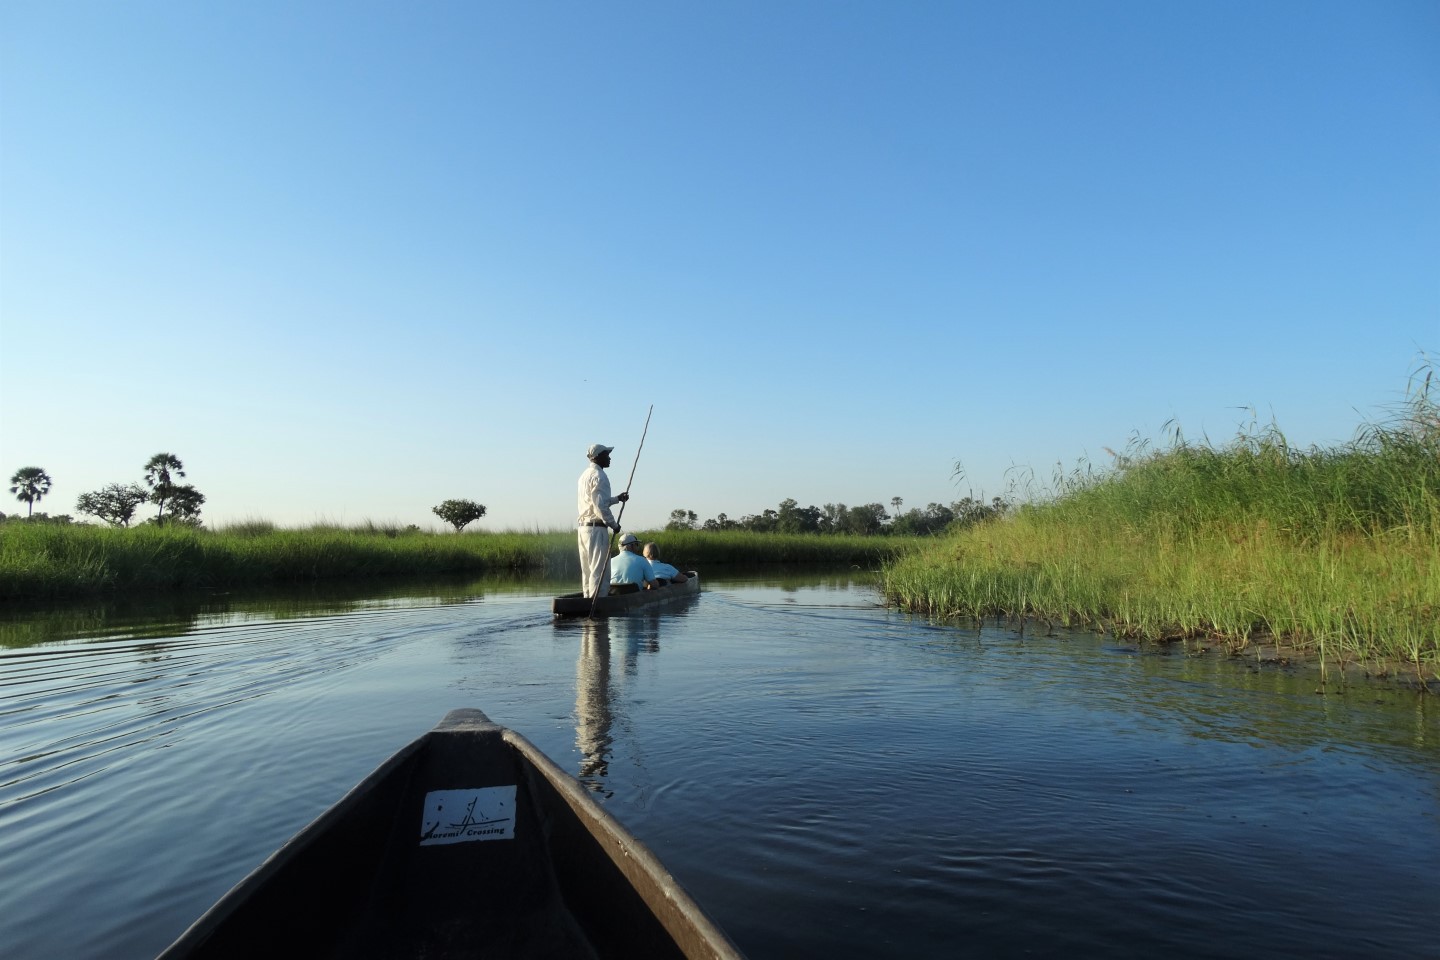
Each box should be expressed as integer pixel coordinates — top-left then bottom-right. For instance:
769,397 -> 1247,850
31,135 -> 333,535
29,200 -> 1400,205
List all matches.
618,533 -> 639,546
587,443 -> 614,460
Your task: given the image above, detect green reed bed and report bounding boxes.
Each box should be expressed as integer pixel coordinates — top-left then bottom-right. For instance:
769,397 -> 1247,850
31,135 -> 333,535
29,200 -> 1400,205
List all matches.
0,524 -> 567,599
644,528 -> 902,567
0,521 -> 899,600
884,378 -> 1440,680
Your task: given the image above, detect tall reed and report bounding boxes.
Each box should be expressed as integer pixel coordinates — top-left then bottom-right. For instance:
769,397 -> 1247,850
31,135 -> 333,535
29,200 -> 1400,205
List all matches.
885,366 -> 1440,679
0,522 -> 898,600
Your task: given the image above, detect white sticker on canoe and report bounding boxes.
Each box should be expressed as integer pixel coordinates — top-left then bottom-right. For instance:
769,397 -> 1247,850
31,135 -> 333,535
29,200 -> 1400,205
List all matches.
419,786 -> 517,845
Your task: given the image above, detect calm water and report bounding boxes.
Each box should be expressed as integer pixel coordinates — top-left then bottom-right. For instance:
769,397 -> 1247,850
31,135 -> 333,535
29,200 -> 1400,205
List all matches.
1,571 -> 1436,959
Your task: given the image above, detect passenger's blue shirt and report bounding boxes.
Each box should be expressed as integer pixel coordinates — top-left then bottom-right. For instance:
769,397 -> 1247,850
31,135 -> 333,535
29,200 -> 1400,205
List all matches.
610,550 -> 655,585
648,559 -> 680,580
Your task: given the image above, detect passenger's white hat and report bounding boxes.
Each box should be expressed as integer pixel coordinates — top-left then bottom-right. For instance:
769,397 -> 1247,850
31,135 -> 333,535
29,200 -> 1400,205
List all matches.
618,533 -> 639,546
587,443 -> 614,459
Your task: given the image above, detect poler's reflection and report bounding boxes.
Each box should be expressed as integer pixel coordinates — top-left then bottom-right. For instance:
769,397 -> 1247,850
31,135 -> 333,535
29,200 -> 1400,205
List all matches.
575,619 -> 615,793
573,614 -> 668,795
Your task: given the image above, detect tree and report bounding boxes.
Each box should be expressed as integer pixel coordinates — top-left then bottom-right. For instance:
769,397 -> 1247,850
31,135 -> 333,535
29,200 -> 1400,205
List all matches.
432,498 -> 487,532
701,512 -> 737,531
839,503 -> 888,535
666,508 -> 698,531
8,467 -> 52,517
952,496 -> 1009,529
160,484 -> 205,525
890,502 -> 958,536
776,498 -> 822,534
143,453 -> 186,523
738,508 -> 778,532
891,496 -> 903,519
76,483 -> 150,527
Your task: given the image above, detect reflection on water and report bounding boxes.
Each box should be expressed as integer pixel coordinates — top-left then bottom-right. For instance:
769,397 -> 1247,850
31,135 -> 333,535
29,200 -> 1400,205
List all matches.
0,571 -> 1436,960
0,571 -> 576,650
916,623 -> 1438,758
575,619 -> 614,789
570,614 -> 671,795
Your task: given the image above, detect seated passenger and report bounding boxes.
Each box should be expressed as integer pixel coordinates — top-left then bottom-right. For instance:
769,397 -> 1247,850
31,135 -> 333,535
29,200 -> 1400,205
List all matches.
610,533 -> 657,592
643,542 -> 688,584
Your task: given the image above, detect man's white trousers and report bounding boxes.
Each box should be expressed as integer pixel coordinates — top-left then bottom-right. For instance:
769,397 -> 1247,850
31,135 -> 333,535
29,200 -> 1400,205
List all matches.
578,527 -> 612,598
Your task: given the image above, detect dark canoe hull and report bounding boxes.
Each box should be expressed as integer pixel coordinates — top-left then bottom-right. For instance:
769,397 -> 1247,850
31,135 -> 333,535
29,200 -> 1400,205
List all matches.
553,571 -> 700,617
160,708 -> 743,960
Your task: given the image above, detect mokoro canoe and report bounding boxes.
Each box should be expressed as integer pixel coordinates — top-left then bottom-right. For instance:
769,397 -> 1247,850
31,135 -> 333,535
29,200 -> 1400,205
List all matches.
160,708 -> 743,960
552,571 -> 700,617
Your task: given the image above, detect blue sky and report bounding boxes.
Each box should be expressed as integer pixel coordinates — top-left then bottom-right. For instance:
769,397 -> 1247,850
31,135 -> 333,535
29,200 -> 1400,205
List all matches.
2,1 -> 1436,530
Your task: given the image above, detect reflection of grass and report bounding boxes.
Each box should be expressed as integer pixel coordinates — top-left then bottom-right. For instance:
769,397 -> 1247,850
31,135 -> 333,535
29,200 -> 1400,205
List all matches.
884,365 -> 1440,681
0,566 -> 880,650
0,522 -> 898,601
0,570 -> 572,649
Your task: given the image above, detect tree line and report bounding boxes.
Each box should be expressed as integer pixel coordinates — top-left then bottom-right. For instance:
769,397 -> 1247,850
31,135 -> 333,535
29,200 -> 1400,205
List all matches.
9,458 -> 995,538
5,453 -> 206,526
665,496 -> 1009,536
9,459 -> 490,534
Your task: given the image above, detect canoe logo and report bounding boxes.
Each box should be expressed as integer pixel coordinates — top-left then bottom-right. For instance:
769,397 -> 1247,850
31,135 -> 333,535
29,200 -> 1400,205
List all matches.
419,786 -> 516,845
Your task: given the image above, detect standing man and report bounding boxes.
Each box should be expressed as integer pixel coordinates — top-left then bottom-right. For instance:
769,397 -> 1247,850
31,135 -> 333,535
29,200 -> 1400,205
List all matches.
578,443 -> 629,598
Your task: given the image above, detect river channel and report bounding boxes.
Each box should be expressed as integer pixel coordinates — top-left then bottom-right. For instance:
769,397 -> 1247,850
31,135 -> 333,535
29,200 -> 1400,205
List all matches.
1,570 -> 1435,959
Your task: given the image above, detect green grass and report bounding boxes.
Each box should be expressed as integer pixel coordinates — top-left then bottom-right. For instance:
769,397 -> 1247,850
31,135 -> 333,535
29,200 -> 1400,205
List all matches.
884,368 -> 1440,681
0,521 -> 899,601
637,528 -> 901,567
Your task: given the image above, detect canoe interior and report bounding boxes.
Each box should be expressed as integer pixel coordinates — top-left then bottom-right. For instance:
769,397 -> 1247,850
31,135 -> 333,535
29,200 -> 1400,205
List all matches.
161,708 -> 741,960
553,571 -> 700,617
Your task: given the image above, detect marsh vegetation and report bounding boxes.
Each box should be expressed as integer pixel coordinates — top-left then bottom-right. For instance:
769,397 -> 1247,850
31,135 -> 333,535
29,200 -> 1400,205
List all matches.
6,370 -> 1435,687
0,521 -> 898,600
884,367 -> 1440,682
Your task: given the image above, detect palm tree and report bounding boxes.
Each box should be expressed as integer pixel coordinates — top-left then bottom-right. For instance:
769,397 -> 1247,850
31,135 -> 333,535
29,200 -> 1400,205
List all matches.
9,466 -> 53,517
143,453 -> 185,523
891,496 -> 903,519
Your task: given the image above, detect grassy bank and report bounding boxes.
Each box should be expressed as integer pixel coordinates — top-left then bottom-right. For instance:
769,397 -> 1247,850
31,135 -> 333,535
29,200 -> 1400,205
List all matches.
884,377 -> 1440,682
0,522 -> 899,600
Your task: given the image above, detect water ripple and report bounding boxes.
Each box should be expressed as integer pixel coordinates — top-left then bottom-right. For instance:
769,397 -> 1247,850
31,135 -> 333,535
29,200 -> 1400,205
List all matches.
1,576 -> 1437,960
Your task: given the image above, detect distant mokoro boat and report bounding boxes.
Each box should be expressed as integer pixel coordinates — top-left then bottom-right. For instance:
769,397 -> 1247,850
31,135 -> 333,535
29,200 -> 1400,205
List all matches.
552,571 -> 701,617
160,708 -> 743,960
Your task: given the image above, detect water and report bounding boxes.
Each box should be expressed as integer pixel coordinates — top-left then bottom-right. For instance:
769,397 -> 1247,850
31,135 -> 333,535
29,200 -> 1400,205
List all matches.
1,571 -> 1435,959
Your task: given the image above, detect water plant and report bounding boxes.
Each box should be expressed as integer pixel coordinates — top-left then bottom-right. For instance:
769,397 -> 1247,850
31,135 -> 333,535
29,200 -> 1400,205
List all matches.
0,522 -> 900,600
884,362 -> 1440,682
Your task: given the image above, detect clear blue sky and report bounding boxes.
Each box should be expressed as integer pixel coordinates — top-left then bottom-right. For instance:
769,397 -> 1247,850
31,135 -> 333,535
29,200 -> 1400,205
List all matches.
3,1 -> 1436,530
